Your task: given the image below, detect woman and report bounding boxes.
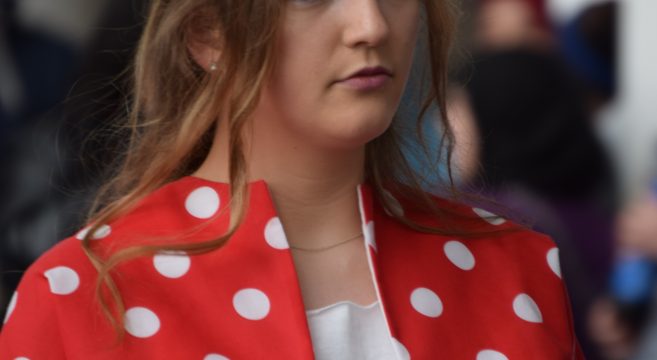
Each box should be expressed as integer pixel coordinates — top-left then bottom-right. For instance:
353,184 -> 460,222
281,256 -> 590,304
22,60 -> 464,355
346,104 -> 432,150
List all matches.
0,0 -> 583,358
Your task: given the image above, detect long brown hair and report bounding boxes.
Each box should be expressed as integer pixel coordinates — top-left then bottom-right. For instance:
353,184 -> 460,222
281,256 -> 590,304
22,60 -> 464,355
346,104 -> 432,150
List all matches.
81,0 -> 503,341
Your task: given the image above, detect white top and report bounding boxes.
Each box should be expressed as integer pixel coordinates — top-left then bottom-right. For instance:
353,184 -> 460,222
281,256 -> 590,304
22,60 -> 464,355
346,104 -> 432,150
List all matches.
305,300 -> 398,360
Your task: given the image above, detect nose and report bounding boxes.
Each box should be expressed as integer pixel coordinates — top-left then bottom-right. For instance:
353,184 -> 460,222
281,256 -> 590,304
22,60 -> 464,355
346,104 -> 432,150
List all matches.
341,0 -> 391,48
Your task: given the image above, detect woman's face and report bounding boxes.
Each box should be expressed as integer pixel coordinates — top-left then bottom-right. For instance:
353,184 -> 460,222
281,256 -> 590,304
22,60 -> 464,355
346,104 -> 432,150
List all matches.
253,0 -> 421,150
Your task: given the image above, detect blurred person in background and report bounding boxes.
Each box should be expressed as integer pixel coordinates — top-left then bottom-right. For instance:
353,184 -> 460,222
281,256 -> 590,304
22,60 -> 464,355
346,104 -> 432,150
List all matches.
472,0 -> 554,51
0,0 -> 108,125
0,0 -> 101,315
450,0 -> 619,358
557,1 -> 616,114
554,3 -> 657,360
589,174 -> 657,360
0,0 -> 145,321
617,185 -> 657,261
619,178 -> 657,360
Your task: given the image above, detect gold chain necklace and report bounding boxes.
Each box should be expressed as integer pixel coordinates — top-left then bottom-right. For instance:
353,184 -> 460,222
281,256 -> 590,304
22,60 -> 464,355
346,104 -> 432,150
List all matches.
289,232 -> 363,252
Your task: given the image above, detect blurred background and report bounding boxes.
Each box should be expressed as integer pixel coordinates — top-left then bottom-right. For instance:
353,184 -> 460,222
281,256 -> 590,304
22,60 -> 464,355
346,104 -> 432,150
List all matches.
1,0 -> 657,358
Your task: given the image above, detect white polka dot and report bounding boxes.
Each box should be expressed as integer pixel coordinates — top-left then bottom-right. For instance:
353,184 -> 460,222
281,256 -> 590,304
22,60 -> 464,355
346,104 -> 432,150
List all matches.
44,266 -> 80,295
14,357 -> 30,360
382,190 -> 404,217
3,291 -> 17,324
93,224 -> 112,238
444,240 -> 475,270
204,354 -> 230,360
264,217 -> 289,250
75,224 -> 111,240
363,221 -> 376,251
547,247 -> 562,278
75,227 -> 90,240
477,349 -> 509,360
393,338 -> 411,360
153,251 -> 191,279
513,293 -> 543,323
233,288 -> 270,320
124,307 -> 160,338
473,207 -> 506,225
410,287 -> 443,318
185,186 -> 220,219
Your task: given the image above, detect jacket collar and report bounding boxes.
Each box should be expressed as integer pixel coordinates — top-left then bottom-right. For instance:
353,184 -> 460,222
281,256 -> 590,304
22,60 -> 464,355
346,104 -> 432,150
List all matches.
179,175 -> 406,359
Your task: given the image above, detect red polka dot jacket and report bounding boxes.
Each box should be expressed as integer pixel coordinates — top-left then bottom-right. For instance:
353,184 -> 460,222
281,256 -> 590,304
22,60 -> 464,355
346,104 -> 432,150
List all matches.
0,176 -> 585,359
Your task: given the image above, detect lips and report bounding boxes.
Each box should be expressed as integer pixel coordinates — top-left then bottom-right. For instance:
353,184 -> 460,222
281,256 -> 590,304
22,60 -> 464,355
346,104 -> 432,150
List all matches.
334,66 -> 394,91
343,66 -> 393,81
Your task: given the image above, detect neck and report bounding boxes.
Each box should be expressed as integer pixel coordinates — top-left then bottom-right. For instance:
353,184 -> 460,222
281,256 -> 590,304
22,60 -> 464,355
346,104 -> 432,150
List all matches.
194,117 -> 365,251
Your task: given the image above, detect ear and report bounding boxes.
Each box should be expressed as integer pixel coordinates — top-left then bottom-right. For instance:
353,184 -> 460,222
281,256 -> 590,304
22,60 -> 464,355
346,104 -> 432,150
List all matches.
188,42 -> 220,72
187,27 -> 222,72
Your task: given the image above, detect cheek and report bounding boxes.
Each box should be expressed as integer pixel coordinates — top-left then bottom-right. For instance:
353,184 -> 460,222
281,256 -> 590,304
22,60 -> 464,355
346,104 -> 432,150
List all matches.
266,31 -> 326,115
263,71 -> 396,149
265,61 -> 322,130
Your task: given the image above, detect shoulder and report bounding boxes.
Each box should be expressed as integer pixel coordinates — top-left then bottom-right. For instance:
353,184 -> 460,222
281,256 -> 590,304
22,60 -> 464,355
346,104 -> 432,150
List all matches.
376,188 -> 564,299
0,233 -> 96,315
0,235 -> 85,357
375,191 -> 581,357
0,176 -> 229,355
1,176 -> 229,327
70,177 -> 232,257
373,188 -> 565,302
380,187 -> 556,254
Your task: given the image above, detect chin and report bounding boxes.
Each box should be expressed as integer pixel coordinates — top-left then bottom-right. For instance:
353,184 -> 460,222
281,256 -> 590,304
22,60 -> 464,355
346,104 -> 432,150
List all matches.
320,114 -> 393,150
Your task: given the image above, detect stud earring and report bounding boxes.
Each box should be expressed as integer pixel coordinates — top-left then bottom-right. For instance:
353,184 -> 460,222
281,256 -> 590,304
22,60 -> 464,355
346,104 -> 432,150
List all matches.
209,62 -> 218,72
